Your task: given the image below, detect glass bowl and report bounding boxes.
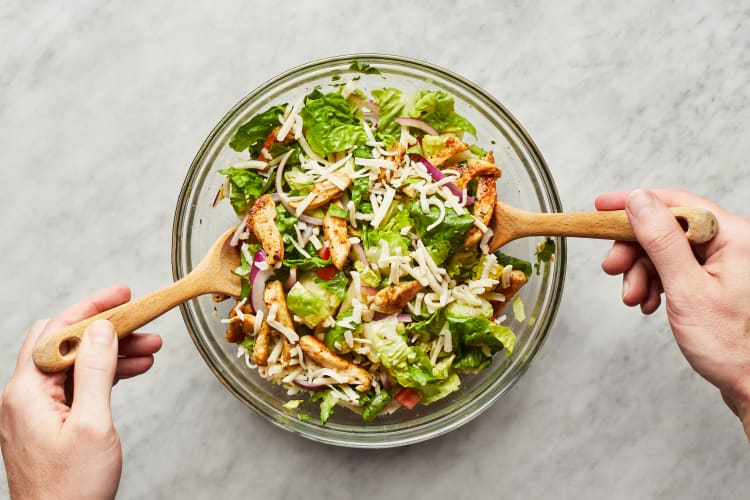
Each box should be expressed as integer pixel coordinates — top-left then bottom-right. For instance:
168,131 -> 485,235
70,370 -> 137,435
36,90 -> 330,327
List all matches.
172,54 -> 566,448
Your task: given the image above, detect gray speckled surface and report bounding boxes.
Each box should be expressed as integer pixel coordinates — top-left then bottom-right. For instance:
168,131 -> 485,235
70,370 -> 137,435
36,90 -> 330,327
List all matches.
1,1 -> 748,498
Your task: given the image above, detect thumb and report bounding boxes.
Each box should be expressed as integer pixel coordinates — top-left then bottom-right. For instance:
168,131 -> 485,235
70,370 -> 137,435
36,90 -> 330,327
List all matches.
69,320 -> 118,424
625,189 -> 704,292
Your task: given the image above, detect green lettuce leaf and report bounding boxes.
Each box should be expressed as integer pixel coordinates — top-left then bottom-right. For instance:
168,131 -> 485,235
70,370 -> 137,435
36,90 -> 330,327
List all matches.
229,104 -> 287,157
300,92 -> 367,155
349,61 -> 381,74
534,237 -> 556,275
409,200 -> 474,266
324,310 -> 352,353
495,252 -> 533,278
311,389 -> 339,424
446,315 -> 516,356
287,283 -> 324,322
314,271 -> 349,299
350,176 -> 370,210
407,91 -> 476,137
218,167 -> 273,216
446,246 -> 482,281
372,88 -> 405,146
326,203 -> 349,219
360,390 -> 392,422
452,348 -> 492,371
288,274 -> 343,328
420,373 -> 460,405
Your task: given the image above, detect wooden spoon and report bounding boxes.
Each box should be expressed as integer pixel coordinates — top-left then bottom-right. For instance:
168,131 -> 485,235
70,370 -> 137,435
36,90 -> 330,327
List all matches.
33,227 -> 242,373
488,200 -> 718,252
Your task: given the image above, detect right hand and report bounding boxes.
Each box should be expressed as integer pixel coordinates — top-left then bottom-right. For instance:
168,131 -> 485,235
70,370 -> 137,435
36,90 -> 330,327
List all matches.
596,189 -> 750,440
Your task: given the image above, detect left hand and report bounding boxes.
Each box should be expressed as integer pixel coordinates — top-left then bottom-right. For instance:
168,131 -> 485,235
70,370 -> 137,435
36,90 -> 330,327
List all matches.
0,285 -> 163,500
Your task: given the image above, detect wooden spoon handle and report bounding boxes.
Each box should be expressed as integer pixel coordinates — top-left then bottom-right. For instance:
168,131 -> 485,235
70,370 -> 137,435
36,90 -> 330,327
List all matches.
517,207 -> 717,243
33,275 -> 206,373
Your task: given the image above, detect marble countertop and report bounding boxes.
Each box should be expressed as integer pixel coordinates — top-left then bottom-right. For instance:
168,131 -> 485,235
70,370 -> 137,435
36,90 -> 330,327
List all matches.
2,1 -> 748,498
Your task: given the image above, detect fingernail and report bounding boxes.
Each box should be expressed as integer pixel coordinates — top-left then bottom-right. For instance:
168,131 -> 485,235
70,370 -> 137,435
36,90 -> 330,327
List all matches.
626,189 -> 655,218
622,280 -> 629,300
87,320 -> 115,345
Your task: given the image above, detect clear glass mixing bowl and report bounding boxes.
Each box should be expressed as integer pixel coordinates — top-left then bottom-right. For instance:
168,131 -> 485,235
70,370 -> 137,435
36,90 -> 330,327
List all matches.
172,54 -> 565,448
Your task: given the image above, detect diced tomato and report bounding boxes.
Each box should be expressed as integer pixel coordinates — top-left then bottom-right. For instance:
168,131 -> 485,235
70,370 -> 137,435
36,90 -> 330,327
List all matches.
316,264 -> 338,281
395,388 -> 421,410
317,246 -> 331,260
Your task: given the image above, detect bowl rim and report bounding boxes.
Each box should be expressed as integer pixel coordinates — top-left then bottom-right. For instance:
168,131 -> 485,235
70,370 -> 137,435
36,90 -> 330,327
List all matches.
172,53 -> 567,448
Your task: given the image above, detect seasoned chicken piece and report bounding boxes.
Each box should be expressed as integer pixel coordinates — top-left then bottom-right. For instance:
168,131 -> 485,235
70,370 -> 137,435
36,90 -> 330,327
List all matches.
252,320 -> 272,366
454,157 -> 502,190
289,174 -> 352,212
378,142 -> 407,183
323,212 -> 350,270
492,270 -> 527,317
265,280 -> 296,368
299,335 -> 372,392
258,125 -> 293,160
224,302 -> 254,343
464,175 -> 497,248
427,134 -> 468,167
249,195 -> 284,264
264,280 -> 295,331
372,280 -> 425,315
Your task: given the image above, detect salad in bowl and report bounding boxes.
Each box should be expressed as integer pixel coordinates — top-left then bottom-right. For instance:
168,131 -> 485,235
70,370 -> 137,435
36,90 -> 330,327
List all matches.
212,64 -> 554,424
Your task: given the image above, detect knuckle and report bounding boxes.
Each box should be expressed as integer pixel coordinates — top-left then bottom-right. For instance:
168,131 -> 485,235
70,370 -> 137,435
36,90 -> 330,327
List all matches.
642,228 -> 681,257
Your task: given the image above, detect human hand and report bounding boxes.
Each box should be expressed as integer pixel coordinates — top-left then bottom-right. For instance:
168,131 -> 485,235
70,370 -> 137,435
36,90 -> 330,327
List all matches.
0,285 -> 163,499
596,189 -> 750,439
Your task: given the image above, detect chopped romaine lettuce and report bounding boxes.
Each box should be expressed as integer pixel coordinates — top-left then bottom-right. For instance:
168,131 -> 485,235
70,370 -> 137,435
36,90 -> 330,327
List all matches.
349,61 -> 381,74
420,373 -> 461,405
360,390 -> 393,422
229,104 -> 287,157
494,252 -> 533,278
314,270 -> 349,299
409,200 -> 474,266
421,134 -> 451,157
371,88 -> 405,146
326,203 -> 349,219
218,167 -> 273,216
311,390 -> 339,424
446,315 -> 516,356
453,348 -> 492,371
407,90 -> 476,137
350,176 -> 370,210
534,237 -> 556,275
446,246 -> 482,281
286,282 -> 324,325
300,91 -> 367,155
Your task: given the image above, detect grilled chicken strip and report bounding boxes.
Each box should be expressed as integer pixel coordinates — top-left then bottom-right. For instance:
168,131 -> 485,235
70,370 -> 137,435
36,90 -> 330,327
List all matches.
427,134 -> 468,167
464,175 -> 497,248
289,173 -> 352,212
264,280 -> 295,366
378,142 -> 407,183
224,302 -> 254,343
249,195 -> 284,264
323,212 -> 350,270
372,280 -> 425,315
454,157 -> 502,190
298,335 -> 373,392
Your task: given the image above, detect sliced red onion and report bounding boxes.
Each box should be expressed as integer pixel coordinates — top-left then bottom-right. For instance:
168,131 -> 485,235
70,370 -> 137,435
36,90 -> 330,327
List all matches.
350,95 -> 380,114
294,378 -> 328,392
299,214 -> 323,226
396,313 -> 412,323
250,250 -> 273,315
211,187 -> 224,208
418,156 -> 474,205
380,372 -> 391,391
396,117 -> 439,136
352,242 -> 369,265
229,212 -> 250,247
362,111 -> 378,125
361,285 -> 378,297
284,267 -> 297,291
372,312 -> 389,322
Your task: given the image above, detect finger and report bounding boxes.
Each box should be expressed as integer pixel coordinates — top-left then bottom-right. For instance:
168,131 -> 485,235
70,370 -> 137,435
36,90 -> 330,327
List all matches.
721,389 -> 739,417
115,356 -> 155,380
118,333 -> 163,358
68,320 -> 118,426
640,276 -> 663,314
622,256 -> 652,307
625,190 -> 705,293
15,319 -> 50,371
40,285 -> 131,343
602,241 -> 643,275
596,189 -> 724,214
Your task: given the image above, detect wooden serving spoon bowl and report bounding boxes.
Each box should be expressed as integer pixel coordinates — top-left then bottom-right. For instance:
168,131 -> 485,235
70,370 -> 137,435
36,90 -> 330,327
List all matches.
33,227 -> 241,373
488,201 -> 718,252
